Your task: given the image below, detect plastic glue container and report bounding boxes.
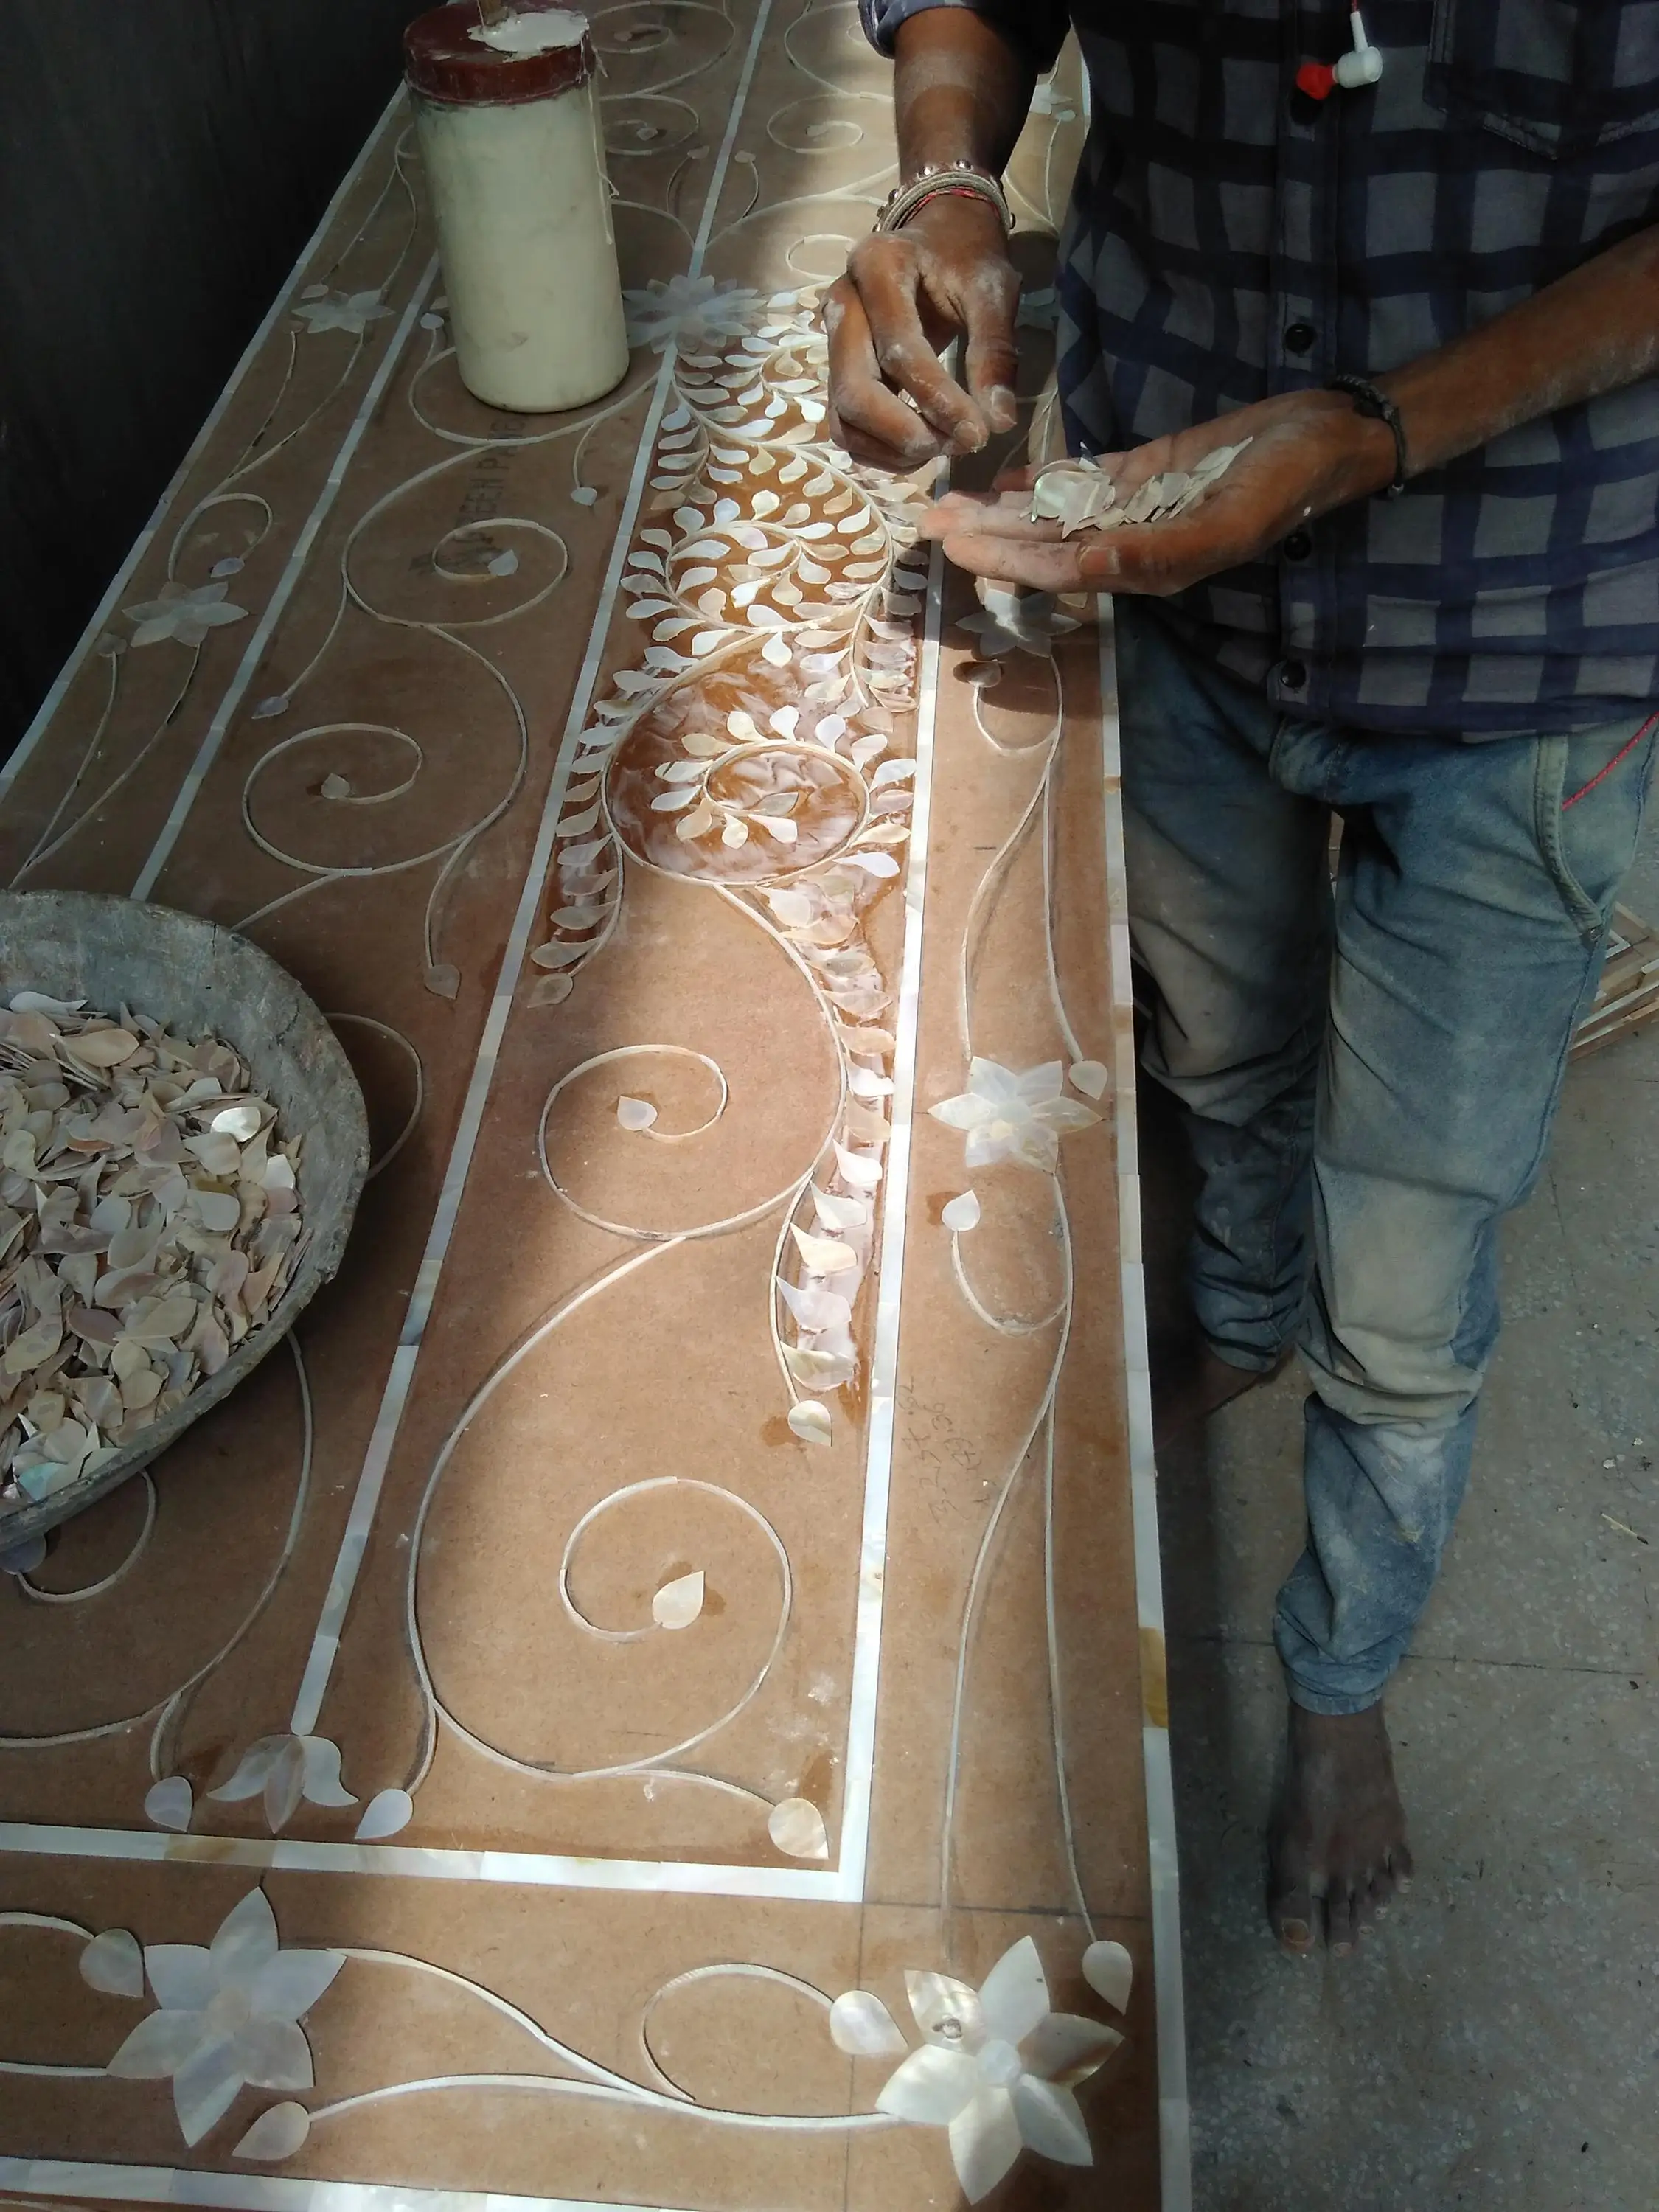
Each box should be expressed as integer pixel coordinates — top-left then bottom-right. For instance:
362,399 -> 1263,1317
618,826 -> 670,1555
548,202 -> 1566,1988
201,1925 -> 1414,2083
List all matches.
404,1 -> 630,412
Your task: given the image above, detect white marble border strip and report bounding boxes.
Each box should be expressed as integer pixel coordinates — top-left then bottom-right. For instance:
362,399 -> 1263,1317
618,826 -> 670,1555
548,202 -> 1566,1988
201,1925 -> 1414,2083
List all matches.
0,2160 -> 681,2212
1097,606 -> 1193,2212
131,253 -> 441,901
833,532 -> 943,1896
0,1819 -> 844,1899
0,91 -> 409,811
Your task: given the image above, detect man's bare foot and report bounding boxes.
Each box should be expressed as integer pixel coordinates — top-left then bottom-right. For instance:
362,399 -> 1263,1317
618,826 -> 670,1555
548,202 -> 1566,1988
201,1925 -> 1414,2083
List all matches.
1152,1343 -> 1293,1451
1268,1702 -> 1413,1957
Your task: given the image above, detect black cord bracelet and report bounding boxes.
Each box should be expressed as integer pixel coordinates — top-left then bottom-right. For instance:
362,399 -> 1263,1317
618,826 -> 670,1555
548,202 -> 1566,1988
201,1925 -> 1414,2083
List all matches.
1326,374 -> 1409,497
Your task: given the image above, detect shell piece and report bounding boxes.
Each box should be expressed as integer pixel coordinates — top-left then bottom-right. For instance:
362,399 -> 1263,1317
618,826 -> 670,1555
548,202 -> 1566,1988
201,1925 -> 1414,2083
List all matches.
790,1225 -> 857,1275
652,1569 -> 706,1629
232,2101 -> 312,2161
79,1927 -> 146,2000
354,1788 -> 414,1841
1081,1938 -> 1134,2014
62,1027 -> 140,1068
941,1190 -> 981,1233
768,1795 -> 830,1859
829,1989 -> 909,2058
0,995 -> 301,1511
787,1399 -> 833,1447
144,1776 -> 194,1832
1029,439 -> 1253,535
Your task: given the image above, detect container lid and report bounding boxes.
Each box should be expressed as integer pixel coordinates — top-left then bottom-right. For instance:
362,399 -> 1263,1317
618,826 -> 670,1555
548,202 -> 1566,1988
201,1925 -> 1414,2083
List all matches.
404,2 -> 594,105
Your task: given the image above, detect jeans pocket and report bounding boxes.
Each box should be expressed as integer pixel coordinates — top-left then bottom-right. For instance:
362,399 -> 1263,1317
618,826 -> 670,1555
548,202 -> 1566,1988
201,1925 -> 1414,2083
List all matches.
1534,719 -> 1658,940
1428,0 -> 1659,159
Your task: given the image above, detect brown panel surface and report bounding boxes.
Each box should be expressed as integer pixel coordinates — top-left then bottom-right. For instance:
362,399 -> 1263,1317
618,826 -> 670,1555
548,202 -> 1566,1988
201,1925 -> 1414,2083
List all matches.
0,14 -> 1176,2209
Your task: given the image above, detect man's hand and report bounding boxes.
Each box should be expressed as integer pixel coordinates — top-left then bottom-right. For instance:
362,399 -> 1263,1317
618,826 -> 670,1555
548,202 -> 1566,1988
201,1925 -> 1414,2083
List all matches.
918,389 -> 1399,594
825,195 -> 1021,471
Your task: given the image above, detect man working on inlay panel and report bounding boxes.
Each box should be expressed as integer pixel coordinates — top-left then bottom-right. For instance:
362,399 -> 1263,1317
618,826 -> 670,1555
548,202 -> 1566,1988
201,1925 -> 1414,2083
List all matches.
827,0 -> 1659,1955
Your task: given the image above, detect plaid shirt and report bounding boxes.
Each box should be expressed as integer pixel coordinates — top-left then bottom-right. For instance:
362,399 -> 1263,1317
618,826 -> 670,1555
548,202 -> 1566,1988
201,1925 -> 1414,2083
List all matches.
860,0 -> 1659,737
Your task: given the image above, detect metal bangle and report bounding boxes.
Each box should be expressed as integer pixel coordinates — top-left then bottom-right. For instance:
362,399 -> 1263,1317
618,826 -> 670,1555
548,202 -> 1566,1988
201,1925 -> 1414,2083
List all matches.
876,162 -> 1012,238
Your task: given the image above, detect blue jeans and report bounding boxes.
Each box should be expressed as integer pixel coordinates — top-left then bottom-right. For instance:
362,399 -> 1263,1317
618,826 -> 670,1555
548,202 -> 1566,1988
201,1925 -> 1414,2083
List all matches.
1116,599 -> 1658,1715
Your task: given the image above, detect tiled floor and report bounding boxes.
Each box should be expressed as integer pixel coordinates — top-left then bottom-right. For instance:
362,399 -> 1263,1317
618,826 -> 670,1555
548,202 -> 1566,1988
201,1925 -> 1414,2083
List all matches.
1153,831 -> 1659,2212
0,18 -> 1176,2212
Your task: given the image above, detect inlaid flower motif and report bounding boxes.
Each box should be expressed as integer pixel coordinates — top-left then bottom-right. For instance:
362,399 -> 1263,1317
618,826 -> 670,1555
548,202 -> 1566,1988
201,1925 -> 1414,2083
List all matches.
956,586 -> 1080,658
292,286 -> 392,337
105,1887 -> 343,2147
206,1731 -> 358,1834
929,1058 -> 1099,1172
625,274 -> 763,352
122,580 -> 248,649
830,1936 -> 1121,2202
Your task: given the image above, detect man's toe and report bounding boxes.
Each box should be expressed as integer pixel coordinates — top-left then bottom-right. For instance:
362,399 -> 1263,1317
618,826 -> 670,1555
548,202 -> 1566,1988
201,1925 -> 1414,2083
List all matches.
1270,1879 -> 1317,1954
1326,1885 -> 1359,1955
1390,1840 -> 1415,1891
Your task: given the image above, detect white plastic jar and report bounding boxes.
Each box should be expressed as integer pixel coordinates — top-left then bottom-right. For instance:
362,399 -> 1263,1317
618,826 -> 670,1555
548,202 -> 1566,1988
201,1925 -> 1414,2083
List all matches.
405,1 -> 630,413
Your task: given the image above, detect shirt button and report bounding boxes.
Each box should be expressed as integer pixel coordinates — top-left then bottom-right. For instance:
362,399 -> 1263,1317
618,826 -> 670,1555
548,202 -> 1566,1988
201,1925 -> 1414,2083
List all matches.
1283,529 -> 1312,561
1280,658 -> 1308,690
1284,321 -> 1316,355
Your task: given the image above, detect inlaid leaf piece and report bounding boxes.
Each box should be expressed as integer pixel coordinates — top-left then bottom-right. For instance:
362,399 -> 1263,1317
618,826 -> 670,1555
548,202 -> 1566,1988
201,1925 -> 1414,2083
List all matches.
144,1776 -> 194,1832
830,1989 -> 909,2058
651,1569 -> 706,1630
942,1191 -> 981,1233
787,1398 -> 832,1447
233,2099 -> 312,2160
1081,1939 -> 1133,2014
354,1788 -> 414,1841
79,1927 -> 145,2000
768,1796 -> 830,1859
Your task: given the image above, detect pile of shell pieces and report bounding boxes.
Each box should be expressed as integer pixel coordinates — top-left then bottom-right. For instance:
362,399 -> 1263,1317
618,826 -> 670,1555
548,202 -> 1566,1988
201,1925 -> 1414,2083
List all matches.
0,993 -> 304,1510
1029,438 -> 1253,535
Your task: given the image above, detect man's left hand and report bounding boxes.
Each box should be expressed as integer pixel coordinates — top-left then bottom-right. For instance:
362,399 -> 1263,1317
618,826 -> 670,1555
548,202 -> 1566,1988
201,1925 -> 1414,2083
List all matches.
917,389 -> 1399,596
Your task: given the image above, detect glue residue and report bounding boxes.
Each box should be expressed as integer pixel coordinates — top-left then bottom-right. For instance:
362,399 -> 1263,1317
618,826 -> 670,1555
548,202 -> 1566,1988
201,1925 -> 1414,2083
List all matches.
467,8 -> 587,53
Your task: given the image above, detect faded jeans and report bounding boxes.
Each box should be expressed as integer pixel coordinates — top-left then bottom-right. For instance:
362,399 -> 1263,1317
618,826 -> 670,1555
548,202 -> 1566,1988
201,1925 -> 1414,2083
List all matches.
1116,599 -> 1658,1715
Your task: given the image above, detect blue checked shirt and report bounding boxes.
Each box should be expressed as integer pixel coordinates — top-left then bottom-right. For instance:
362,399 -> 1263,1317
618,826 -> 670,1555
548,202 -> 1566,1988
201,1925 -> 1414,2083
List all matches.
859,0 -> 1659,737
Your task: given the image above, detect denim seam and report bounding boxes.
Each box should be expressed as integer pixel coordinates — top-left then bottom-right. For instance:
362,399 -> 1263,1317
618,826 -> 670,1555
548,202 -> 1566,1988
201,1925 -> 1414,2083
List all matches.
1532,733 -> 1605,944
1507,917 -> 1608,1209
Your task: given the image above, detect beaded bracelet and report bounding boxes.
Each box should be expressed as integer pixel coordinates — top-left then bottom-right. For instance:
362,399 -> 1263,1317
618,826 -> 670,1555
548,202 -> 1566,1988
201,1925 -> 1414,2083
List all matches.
1326,374 -> 1410,497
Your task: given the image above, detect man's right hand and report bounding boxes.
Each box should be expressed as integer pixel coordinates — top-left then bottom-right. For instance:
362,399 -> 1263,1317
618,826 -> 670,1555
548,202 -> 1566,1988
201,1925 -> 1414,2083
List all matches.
824,194 -> 1021,472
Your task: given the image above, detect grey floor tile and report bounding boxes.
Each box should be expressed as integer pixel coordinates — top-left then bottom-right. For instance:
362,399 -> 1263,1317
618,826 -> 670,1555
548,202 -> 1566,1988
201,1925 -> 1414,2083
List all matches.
1170,1638 -> 1659,2212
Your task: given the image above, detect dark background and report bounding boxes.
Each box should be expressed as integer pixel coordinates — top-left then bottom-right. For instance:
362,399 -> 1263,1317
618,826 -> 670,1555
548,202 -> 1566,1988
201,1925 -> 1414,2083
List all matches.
0,1 -> 412,760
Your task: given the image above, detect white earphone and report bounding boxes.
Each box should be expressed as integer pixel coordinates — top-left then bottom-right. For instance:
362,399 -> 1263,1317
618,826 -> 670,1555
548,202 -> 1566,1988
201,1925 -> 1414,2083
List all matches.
1296,1 -> 1384,100
1335,6 -> 1384,85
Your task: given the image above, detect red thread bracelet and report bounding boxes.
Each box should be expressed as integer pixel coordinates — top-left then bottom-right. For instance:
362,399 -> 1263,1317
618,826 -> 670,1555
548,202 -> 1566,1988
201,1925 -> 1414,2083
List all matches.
897,184 -> 1004,228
